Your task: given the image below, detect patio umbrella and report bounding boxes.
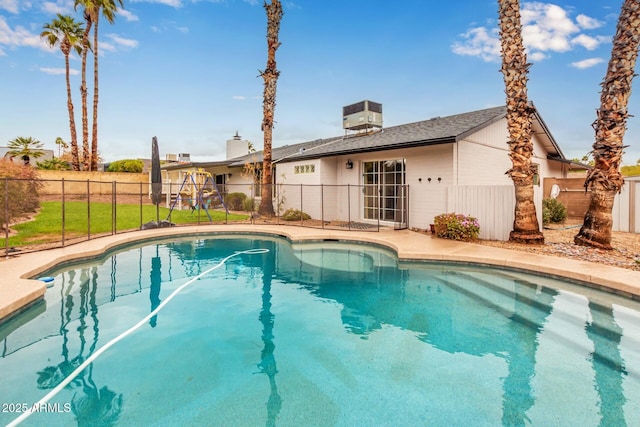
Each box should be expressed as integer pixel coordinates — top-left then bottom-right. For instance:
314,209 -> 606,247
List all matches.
151,137 -> 162,224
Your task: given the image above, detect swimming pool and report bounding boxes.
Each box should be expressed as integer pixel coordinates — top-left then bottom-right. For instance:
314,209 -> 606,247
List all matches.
1,234 -> 639,426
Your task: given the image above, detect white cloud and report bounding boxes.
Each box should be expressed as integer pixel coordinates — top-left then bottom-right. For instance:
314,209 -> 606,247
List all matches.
521,3 -> 577,52
452,3 -> 610,63
118,9 -> 139,22
150,20 -> 190,33
130,0 -> 183,7
576,14 -> 604,30
106,34 -> 139,49
233,95 -> 247,101
130,0 -> 227,7
528,51 -> 547,61
99,41 -> 116,53
451,27 -> 500,63
0,16 -> 50,53
41,0 -> 75,15
571,34 -> 608,51
571,57 -> 604,69
40,67 -> 79,75
0,0 -> 20,13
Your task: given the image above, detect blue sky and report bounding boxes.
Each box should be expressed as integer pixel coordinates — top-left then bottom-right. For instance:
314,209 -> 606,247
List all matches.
1,0 -> 638,165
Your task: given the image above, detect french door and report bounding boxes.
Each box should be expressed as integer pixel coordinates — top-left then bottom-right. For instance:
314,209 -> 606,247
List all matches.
362,159 -> 406,223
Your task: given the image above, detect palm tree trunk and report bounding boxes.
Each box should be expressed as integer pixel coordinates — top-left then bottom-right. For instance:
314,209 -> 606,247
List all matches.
498,0 -> 544,244
80,16 -> 92,171
64,50 -> 80,171
90,17 -> 99,171
258,0 -> 283,217
575,0 -> 640,249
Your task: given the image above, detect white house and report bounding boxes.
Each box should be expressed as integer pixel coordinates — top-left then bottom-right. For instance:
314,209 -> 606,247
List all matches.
162,104 -> 574,239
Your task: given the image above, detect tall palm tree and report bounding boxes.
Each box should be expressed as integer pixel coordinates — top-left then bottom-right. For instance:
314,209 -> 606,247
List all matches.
258,0 -> 284,217
75,2 -> 93,171
575,0 -> 640,249
7,137 -> 44,166
55,136 -> 69,157
41,14 -> 84,171
90,0 -> 124,171
497,0 -> 544,244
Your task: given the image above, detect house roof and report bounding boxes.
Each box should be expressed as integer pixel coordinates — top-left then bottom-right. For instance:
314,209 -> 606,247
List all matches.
164,104 -> 565,170
231,104 -> 564,166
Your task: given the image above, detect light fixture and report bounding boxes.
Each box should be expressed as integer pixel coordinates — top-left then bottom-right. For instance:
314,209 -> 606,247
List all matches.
428,177 -> 432,183
346,159 -> 353,169
228,173 -> 232,178
437,177 -> 442,183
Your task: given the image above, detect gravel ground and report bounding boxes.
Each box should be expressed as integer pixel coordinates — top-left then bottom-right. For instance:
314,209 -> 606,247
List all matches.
475,220 -> 640,271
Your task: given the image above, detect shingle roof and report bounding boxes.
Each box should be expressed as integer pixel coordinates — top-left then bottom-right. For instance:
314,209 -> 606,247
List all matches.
227,105 -> 510,166
169,104 -> 563,169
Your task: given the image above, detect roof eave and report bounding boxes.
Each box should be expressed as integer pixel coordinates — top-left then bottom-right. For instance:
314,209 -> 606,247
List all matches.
275,137 -> 456,163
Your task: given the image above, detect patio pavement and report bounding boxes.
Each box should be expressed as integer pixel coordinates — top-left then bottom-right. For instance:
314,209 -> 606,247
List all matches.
2,224 -> 640,323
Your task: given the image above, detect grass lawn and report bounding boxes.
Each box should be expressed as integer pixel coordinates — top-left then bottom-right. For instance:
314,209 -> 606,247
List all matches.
6,201 -> 249,247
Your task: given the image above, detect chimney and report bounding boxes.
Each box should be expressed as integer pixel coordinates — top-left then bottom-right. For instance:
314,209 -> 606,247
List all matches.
226,131 -> 250,160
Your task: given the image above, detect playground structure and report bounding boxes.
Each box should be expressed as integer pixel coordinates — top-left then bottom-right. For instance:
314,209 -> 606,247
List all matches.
166,170 -> 227,221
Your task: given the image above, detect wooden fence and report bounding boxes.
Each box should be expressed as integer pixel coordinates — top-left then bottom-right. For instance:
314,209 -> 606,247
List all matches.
544,177 -> 639,233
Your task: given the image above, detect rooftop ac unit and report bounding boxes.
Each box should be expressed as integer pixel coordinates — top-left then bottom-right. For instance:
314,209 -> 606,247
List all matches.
178,153 -> 191,163
166,154 -> 178,162
343,100 -> 383,130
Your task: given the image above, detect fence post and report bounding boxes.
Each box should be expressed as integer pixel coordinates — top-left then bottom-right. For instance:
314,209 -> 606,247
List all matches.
4,177 -> 8,259
112,181 -> 116,235
406,184 -> 410,229
347,184 -> 351,230
87,179 -> 91,241
139,181 -> 143,229
276,183 -> 280,225
62,178 -> 66,247
321,184 -> 324,229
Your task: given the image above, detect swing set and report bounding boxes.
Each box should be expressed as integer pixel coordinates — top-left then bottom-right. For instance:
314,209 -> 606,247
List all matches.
167,170 -> 227,222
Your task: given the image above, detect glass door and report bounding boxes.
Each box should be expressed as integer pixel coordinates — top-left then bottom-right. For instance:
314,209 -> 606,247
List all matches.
362,159 -> 406,222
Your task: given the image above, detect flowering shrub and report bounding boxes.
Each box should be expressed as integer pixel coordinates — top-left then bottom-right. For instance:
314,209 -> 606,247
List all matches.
433,213 -> 480,241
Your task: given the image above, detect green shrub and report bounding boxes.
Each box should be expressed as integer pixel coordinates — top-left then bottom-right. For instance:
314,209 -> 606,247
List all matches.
0,159 -> 43,226
542,198 -> 567,224
433,213 -> 480,241
225,192 -> 247,211
281,208 -> 311,221
37,158 -> 71,170
106,159 -> 143,173
242,197 -> 255,212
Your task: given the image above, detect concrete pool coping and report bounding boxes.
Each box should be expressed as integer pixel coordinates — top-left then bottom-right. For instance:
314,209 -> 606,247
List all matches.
2,224 -> 640,323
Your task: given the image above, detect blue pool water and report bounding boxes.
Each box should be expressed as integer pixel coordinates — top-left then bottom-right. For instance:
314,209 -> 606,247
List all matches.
1,235 -> 639,426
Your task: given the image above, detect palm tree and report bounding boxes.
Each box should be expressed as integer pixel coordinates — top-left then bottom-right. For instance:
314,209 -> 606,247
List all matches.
75,0 -> 123,171
55,136 -> 69,157
75,2 -> 93,171
575,0 -> 640,249
497,0 -> 544,244
7,137 -> 44,166
258,0 -> 284,217
90,0 -> 124,171
41,15 -> 84,171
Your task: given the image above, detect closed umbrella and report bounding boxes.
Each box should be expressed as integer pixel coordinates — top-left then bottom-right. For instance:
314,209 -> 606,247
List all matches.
151,137 -> 162,224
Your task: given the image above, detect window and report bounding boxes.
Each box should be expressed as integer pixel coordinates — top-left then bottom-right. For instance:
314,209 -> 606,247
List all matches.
295,164 -> 315,174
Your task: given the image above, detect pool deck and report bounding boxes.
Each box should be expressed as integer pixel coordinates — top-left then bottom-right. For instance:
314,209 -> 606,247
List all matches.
2,224 -> 640,323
